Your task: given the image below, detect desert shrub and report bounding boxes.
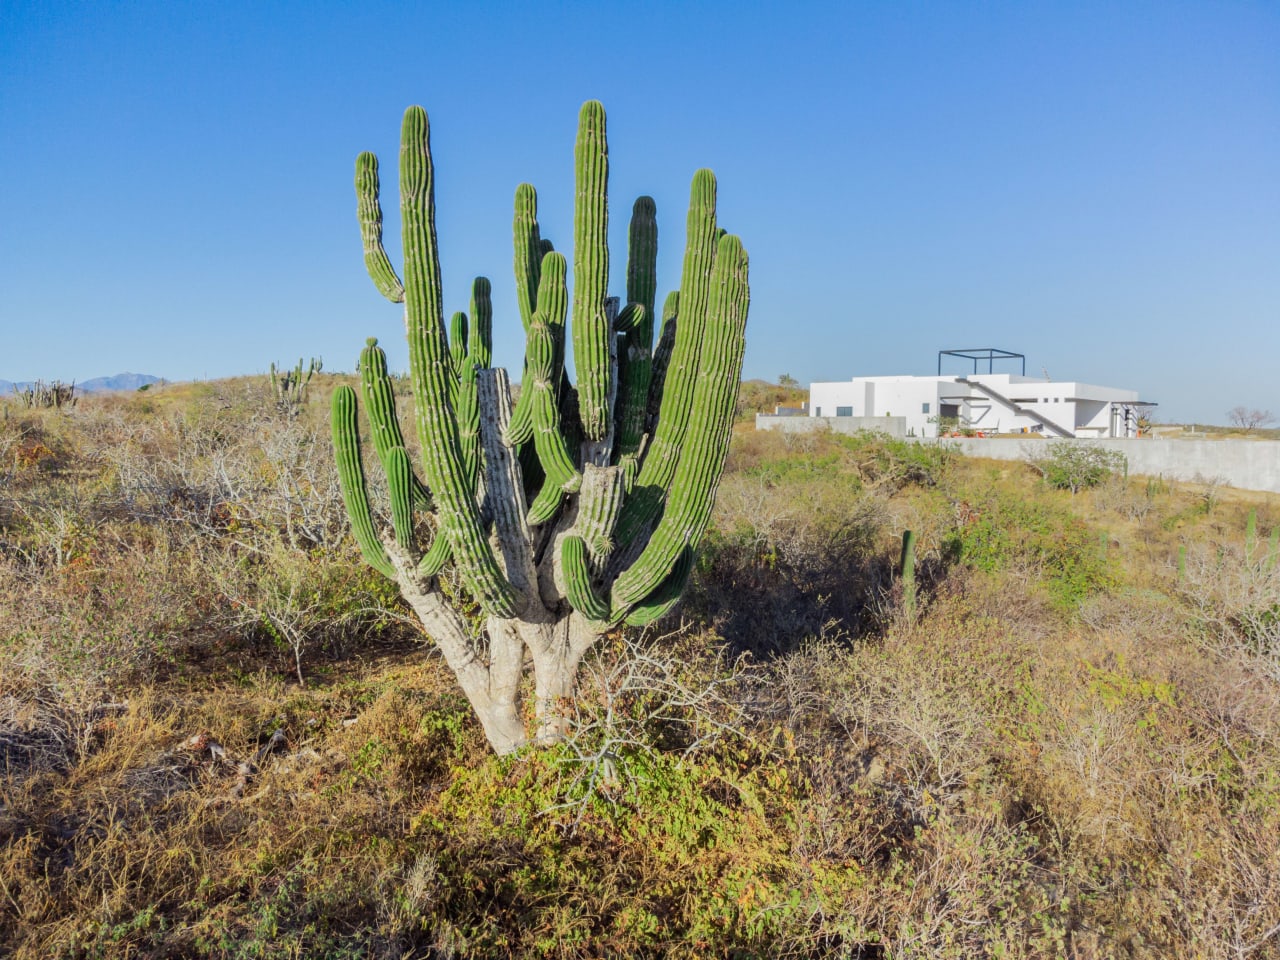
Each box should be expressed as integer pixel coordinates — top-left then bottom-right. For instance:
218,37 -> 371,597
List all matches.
214,538 -> 406,685
1027,441 -> 1126,494
1178,541 -> 1280,681
947,487 -> 1115,609
6,381 -> 1280,959
699,470 -> 891,654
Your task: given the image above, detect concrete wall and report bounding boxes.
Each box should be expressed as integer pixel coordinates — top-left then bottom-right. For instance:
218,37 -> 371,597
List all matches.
750,420 -> 1280,495
936,437 -> 1280,495
756,414 -> 907,438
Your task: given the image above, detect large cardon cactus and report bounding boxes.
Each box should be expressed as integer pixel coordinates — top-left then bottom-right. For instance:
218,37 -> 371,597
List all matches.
333,101 -> 749,753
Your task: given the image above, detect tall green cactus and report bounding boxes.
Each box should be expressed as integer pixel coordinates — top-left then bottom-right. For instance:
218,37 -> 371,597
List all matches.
333,101 -> 749,754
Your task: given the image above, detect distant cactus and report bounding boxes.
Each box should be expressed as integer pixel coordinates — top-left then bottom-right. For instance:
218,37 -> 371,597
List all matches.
270,357 -> 321,414
333,102 -> 749,754
14,380 -> 76,409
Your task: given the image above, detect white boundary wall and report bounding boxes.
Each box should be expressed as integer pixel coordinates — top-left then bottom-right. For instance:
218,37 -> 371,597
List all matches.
937,437 -> 1280,495
754,417 -> 1280,494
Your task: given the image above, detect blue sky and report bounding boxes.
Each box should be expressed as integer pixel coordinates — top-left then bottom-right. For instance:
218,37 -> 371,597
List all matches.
1,1 -> 1276,423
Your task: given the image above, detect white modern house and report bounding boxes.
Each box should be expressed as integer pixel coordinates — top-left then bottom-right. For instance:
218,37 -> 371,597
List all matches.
809,349 -> 1155,440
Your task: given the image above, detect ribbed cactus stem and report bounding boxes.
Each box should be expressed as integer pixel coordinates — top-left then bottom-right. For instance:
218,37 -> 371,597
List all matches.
469,277 -> 493,369
398,105 -> 518,617
506,252 -> 569,447
513,183 -> 542,331
1245,509 -> 1257,559
562,535 -> 611,623
611,232 -> 748,610
360,338 -> 431,509
616,196 -> 658,458
355,152 -> 406,302
418,531 -> 453,577
900,529 -> 918,621
456,360 -> 481,496
646,291 -> 679,434
571,100 -> 611,441
386,446 -> 417,550
1178,544 -> 1187,580
612,172 -> 717,553
525,314 -> 581,525
331,386 -> 395,579
1267,527 -> 1279,571
623,546 -> 694,627
613,303 -> 645,333
641,171 -> 717,477
450,312 -> 469,379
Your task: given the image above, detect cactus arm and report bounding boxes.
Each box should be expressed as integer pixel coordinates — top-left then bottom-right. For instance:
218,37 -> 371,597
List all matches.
571,100 -> 611,442
646,291 -> 680,434
449,311 -> 469,379
635,170 -> 717,490
469,277 -> 493,369
456,359 -> 481,496
613,303 -> 646,333
506,252 -> 568,446
355,343 -> 450,571
398,105 -> 519,617
525,314 -> 582,526
360,338 -> 432,509
615,196 -> 658,458
513,183 -> 543,331
561,535 -> 611,622
385,446 -> 417,550
527,476 -> 567,527
623,545 -> 694,626
355,152 -> 406,303
418,533 -> 453,576
505,390 -> 535,448
610,171 -> 717,556
331,386 -> 396,579
611,233 -> 748,610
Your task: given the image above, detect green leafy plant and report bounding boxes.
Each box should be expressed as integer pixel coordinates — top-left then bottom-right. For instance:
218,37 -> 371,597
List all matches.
1027,441 -> 1126,494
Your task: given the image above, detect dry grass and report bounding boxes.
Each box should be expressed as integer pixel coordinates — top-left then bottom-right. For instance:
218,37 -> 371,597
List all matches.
2,383 -> 1279,958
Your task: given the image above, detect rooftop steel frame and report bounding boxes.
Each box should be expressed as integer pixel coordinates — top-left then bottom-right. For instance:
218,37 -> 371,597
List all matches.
937,347 -> 1026,376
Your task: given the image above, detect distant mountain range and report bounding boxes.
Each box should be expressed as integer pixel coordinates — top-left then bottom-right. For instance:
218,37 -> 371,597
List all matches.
0,373 -> 163,395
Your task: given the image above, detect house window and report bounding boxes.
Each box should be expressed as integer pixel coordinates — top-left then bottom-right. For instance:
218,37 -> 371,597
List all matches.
836,406 -> 853,417
814,406 -> 822,417
922,402 -> 930,414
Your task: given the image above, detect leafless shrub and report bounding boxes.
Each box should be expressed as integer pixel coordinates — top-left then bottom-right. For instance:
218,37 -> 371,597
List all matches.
1227,406 -> 1276,433
545,629 -> 755,826
1178,543 -> 1280,681
1091,474 -> 1158,523
99,405 -> 348,553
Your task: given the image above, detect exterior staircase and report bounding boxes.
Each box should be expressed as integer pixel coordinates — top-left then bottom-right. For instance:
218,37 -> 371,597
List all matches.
956,377 -> 1074,438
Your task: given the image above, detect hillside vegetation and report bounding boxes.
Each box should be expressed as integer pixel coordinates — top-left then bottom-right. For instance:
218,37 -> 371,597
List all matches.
2,379 -> 1278,959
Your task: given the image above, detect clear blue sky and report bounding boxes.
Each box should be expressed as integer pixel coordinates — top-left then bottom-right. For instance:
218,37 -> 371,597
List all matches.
2,1 -> 1276,423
